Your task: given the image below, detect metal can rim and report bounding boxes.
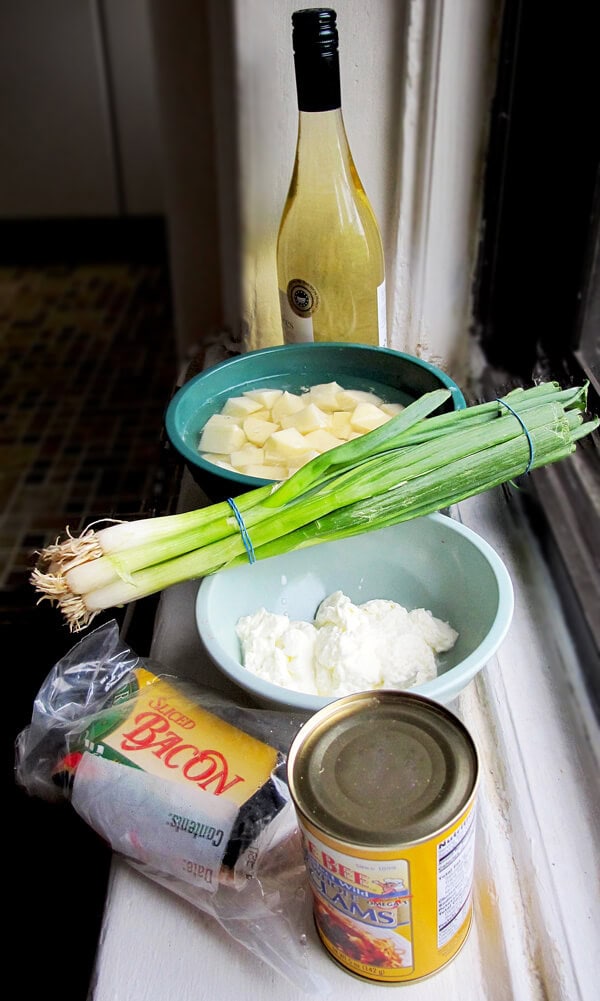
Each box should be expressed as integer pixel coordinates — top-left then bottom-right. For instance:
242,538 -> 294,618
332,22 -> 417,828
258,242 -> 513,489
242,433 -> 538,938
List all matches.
287,689 -> 479,848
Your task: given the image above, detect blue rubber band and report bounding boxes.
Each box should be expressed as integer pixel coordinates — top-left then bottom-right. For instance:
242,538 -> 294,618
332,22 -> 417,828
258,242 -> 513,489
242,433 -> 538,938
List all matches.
496,398 -> 535,474
227,497 -> 256,563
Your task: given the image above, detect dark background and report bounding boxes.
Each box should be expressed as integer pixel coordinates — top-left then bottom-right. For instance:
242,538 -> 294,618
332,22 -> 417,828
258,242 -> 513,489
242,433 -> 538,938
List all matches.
3,230 -> 178,997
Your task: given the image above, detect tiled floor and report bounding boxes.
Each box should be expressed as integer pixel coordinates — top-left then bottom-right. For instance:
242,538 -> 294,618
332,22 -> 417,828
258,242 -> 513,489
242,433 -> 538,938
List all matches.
3,260 -> 179,997
1,263 -> 178,594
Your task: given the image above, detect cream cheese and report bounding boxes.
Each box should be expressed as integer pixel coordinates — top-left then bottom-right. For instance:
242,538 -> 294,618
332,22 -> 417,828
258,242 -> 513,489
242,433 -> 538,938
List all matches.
235,590 -> 458,697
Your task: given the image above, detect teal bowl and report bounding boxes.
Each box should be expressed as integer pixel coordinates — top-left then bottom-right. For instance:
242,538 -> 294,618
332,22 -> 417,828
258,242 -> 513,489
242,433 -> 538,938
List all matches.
195,514 -> 514,712
165,343 -> 466,500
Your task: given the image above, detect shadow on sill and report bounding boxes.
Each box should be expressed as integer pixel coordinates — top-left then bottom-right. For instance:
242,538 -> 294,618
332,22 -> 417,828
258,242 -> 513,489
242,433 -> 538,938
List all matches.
479,365 -> 600,721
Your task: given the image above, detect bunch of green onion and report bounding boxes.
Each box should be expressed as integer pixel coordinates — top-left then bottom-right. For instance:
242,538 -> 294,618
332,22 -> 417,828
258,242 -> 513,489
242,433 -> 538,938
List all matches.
32,380 -> 597,631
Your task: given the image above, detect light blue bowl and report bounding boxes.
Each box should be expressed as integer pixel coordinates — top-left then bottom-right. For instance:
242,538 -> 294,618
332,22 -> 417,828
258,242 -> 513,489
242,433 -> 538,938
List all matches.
166,343 -> 466,499
195,513 -> 514,711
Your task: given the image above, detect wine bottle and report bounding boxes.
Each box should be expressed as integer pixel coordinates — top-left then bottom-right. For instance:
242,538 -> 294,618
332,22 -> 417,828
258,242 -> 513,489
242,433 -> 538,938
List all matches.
277,7 -> 387,347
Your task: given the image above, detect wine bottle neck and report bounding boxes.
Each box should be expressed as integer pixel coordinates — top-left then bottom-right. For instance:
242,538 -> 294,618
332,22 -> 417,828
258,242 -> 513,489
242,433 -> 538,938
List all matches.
294,47 -> 341,112
292,108 -> 359,190
295,106 -> 350,151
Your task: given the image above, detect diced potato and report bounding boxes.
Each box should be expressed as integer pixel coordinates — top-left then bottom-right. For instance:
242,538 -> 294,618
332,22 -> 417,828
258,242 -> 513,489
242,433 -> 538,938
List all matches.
197,381 -> 400,475
201,453 -> 237,471
305,381 -> 344,412
281,403 -> 331,433
243,415 -> 280,445
246,407 -> 273,423
198,415 -> 247,453
221,395 -> 263,418
330,411 -> 354,440
229,444 -> 265,468
286,450 -> 319,477
380,402 -> 405,416
350,402 -> 391,433
270,391 -> 305,423
201,413 -> 234,427
202,412 -> 245,429
243,388 -> 283,409
243,463 -> 288,481
301,429 -> 345,452
264,427 -> 317,464
335,388 -> 383,411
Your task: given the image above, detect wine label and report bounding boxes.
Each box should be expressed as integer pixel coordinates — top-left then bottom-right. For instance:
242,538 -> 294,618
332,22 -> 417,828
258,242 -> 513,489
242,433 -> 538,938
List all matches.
279,283 -> 316,342
287,278 -> 320,317
279,278 -> 388,346
377,280 -> 387,347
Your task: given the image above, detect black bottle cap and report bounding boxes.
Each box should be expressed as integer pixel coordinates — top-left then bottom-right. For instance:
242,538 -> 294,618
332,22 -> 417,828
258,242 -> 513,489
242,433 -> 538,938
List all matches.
292,8 -> 338,51
291,8 -> 341,112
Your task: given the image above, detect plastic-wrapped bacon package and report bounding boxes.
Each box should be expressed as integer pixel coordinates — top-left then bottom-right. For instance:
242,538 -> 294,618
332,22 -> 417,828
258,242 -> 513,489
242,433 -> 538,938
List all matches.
15,620 -> 329,995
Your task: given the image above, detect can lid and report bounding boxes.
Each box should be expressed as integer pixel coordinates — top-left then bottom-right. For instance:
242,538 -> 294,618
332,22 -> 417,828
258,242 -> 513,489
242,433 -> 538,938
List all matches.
288,691 -> 479,847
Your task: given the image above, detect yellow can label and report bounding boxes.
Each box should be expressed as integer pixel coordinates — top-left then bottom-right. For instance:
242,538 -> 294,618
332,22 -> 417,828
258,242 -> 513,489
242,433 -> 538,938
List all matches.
299,803 -> 476,982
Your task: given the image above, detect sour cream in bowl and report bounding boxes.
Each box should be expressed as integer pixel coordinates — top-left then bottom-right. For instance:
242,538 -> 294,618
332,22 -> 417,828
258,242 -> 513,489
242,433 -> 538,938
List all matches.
195,514 -> 514,713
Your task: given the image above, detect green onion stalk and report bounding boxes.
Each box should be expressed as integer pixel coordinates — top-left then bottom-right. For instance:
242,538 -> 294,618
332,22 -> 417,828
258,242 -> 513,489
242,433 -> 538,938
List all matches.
31,381 -> 598,632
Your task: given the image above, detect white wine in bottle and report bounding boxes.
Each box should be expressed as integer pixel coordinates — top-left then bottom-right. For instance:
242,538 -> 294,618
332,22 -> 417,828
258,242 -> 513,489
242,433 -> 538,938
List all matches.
277,7 -> 386,347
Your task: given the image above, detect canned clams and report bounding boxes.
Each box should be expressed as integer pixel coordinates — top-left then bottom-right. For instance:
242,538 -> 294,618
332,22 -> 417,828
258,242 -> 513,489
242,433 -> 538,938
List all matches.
287,691 -> 479,983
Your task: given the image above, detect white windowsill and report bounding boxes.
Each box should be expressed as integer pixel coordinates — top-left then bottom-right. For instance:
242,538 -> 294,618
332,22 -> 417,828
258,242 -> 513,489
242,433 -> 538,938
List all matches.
452,491 -> 600,1001
90,481 -> 600,1001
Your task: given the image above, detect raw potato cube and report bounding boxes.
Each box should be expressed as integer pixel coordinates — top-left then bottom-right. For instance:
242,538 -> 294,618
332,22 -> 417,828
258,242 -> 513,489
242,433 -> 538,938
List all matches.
198,414 -> 247,453
221,395 -> 263,418
243,388 -> 283,409
246,407 -> 272,423
270,391 -> 305,423
243,415 -> 280,445
230,444 -> 265,468
331,411 -> 354,440
264,427 -> 317,464
350,402 -> 391,432
201,453 -> 237,471
380,402 -> 405,416
306,382 -> 344,412
301,429 -> 345,452
202,411 -> 244,428
336,388 -> 383,411
286,449 -> 320,477
281,403 -> 331,433
243,463 -> 288,481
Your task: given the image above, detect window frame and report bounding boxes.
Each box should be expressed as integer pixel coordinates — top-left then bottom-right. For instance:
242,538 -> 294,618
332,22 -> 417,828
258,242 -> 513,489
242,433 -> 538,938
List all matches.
473,0 -> 600,714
